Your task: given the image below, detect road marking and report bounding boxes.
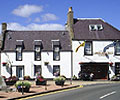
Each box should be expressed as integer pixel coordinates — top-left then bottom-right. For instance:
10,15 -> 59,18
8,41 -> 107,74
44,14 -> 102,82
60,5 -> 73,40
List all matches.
17,85 -> 83,100
100,91 -> 116,99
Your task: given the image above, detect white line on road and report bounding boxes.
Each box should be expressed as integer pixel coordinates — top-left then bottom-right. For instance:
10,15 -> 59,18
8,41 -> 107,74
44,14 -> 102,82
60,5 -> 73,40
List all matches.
100,91 -> 116,99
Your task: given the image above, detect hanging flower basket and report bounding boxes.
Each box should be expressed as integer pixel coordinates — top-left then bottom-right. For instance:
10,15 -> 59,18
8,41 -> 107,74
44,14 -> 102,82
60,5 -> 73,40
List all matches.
109,62 -> 113,67
44,62 -> 49,65
2,62 -> 7,66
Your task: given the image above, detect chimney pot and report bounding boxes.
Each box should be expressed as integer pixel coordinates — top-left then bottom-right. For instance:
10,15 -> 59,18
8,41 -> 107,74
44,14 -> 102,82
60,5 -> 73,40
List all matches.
69,7 -> 73,12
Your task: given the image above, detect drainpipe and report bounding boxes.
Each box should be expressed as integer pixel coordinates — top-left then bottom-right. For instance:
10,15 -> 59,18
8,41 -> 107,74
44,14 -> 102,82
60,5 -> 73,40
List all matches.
70,50 -> 73,84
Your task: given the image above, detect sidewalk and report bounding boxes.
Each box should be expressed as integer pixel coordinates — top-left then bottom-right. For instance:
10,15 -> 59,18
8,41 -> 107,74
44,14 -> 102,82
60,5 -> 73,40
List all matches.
0,80 -> 117,100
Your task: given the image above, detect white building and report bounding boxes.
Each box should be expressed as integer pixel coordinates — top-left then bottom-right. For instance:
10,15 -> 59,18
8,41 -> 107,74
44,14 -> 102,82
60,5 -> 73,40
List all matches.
66,7 -> 120,79
0,26 -> 72,79
1,7 -> 120,80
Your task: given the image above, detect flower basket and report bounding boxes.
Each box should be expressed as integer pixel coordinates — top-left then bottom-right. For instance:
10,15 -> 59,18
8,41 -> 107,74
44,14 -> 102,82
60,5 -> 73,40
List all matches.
5,76 -> 18,86
54,76 -> 66,86
24,76 -> 31,80
36,76 -> 47,85
15,81 -> 31,92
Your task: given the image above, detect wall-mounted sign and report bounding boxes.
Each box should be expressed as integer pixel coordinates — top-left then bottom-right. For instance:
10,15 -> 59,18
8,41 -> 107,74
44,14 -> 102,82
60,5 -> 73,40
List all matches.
94,52 -> 113,56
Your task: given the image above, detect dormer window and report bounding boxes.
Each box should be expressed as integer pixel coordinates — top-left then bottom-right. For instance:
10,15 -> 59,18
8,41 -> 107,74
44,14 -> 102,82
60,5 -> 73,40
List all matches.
16,46 -> 22,61
16,40 -> 23,61
89,24 -> 103,31
97,24 -> 103,31
52,40 -> 60,61
89,25 -> 96,31
35,46 -> 41,61
34,40 -> 42,61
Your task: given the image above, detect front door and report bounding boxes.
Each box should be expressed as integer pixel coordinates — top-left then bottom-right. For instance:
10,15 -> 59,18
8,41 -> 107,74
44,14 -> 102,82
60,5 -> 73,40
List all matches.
16,66 -> 24,79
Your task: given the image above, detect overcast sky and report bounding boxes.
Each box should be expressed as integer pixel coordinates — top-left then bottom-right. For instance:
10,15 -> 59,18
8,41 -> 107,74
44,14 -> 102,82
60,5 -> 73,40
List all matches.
0,0 -> 120,32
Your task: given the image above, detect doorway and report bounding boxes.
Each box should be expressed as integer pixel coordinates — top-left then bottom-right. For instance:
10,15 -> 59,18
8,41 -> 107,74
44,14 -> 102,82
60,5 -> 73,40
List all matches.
16,66 -> 24,79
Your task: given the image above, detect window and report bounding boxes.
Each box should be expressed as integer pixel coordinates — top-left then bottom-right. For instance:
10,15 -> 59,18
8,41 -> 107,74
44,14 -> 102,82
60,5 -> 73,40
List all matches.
115,41 -> 120,55
52,40 -> 60,61
89,25 -> 96,31
89,24 -> 103,31
53,65 -> 60,76
34,45 -> 41,61
34,65 -> 41,76
97,24 -> 103,31
84,41 -> 93,55
115,63 -> 120,75
16,46 -> 22,61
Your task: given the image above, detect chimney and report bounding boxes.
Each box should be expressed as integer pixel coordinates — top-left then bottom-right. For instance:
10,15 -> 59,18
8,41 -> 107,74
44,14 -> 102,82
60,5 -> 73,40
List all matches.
67,7 -> 74,39
2,23 -> 7,33
0,23 -> 7,49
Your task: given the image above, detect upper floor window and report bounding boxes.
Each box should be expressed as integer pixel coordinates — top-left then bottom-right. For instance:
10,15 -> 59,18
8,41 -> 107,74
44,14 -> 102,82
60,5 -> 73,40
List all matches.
115,41 -> 120,55
84,41 -> 93,55
16,40 -> 23,61
34,45 -> 41,61
34,40 -> 42,61
89,24 -> 103,31
16,46 -> 22,61
52,40 -> 60,61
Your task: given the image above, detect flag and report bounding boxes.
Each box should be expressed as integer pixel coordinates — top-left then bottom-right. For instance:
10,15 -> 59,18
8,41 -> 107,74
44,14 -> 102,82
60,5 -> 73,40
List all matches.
75,41 -> 85,52
103,42 -> 116,53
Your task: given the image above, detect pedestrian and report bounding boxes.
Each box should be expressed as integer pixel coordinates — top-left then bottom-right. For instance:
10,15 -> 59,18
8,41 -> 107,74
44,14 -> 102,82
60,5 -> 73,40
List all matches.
90,73 -> 94,81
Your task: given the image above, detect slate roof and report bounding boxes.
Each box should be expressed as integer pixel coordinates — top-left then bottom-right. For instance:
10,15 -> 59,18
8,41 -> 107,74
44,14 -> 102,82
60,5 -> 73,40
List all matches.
3,31 -> 72,51
73,18 -> 120,40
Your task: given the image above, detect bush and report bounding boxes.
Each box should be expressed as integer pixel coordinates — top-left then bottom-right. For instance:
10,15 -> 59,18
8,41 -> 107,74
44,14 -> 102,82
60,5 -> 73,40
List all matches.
54,76 -> 66,86
72,75 -> 77,80
15,81 -> 31,92
53,76 -> 66,82
15,81 -> 31,88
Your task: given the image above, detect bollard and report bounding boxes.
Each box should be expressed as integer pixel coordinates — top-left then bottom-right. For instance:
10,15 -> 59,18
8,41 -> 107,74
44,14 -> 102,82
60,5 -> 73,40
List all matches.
22,82 -> 24,95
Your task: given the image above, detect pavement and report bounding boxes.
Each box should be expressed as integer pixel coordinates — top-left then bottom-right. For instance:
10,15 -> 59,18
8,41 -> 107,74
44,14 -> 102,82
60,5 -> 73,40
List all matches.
0,80 -> 118,100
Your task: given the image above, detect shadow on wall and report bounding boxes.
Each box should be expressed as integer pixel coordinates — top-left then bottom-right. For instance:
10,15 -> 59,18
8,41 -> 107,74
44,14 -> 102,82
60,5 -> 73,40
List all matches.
47,65 -> 53,73
6,66 -> 11,75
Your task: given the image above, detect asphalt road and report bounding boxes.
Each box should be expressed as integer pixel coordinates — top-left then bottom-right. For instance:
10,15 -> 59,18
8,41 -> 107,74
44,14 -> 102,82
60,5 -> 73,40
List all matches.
25,83 -> 120,100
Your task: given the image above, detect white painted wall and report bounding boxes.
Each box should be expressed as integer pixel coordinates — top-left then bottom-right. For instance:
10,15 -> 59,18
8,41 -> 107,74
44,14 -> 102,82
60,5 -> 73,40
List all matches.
1,51 -> 72,78
72,40 -> 120,78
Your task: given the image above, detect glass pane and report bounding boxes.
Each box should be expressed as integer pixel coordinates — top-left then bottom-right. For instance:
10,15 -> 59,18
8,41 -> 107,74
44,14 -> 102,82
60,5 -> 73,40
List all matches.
53,66 -> 60,76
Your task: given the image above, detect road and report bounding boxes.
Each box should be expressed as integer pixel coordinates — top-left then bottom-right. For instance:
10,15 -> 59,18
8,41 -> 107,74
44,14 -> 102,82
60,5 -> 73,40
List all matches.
24,83 -> 120,100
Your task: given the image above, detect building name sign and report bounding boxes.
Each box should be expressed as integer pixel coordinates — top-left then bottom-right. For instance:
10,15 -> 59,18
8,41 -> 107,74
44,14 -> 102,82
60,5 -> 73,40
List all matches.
94,52 -> 113,56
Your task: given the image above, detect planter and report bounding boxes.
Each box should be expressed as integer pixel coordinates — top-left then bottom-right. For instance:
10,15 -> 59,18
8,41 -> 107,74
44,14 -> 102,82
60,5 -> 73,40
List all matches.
6,81 -> 16,86
17,86 -> 30,92
36,80 -> 47,85
55,81 -> 65,86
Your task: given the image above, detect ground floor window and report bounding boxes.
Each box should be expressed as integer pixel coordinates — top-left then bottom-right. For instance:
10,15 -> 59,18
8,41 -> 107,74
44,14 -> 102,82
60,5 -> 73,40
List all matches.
53,65 -> 60,76
34,65 -> 42,76
115,63 -> 120,75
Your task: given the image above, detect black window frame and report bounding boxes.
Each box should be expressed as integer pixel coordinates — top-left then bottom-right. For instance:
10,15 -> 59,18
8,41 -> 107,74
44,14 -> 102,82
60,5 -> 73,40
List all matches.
53,65 -> 60,76
16,45 -> 22,61
115,41 -> 120,56
84,41 -> 93,56
115,63 -> 120,75
53,45 -> 60,61
34,65 -> 41,76
34,45 -> 41,61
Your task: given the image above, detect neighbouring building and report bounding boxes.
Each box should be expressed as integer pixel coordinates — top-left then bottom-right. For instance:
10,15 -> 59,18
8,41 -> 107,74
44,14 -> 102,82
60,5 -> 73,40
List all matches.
0,7 -> 120,80
66,7 -> 120,79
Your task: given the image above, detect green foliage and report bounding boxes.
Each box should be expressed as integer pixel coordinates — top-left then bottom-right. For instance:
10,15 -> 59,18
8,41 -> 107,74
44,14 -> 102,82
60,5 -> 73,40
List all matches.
53,76 -> 66,82
15,81 -> 31,88
72,75 -> 77,80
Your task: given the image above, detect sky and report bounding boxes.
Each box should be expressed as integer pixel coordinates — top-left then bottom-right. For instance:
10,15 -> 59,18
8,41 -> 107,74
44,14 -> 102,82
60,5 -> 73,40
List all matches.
0,0 -> 120,32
